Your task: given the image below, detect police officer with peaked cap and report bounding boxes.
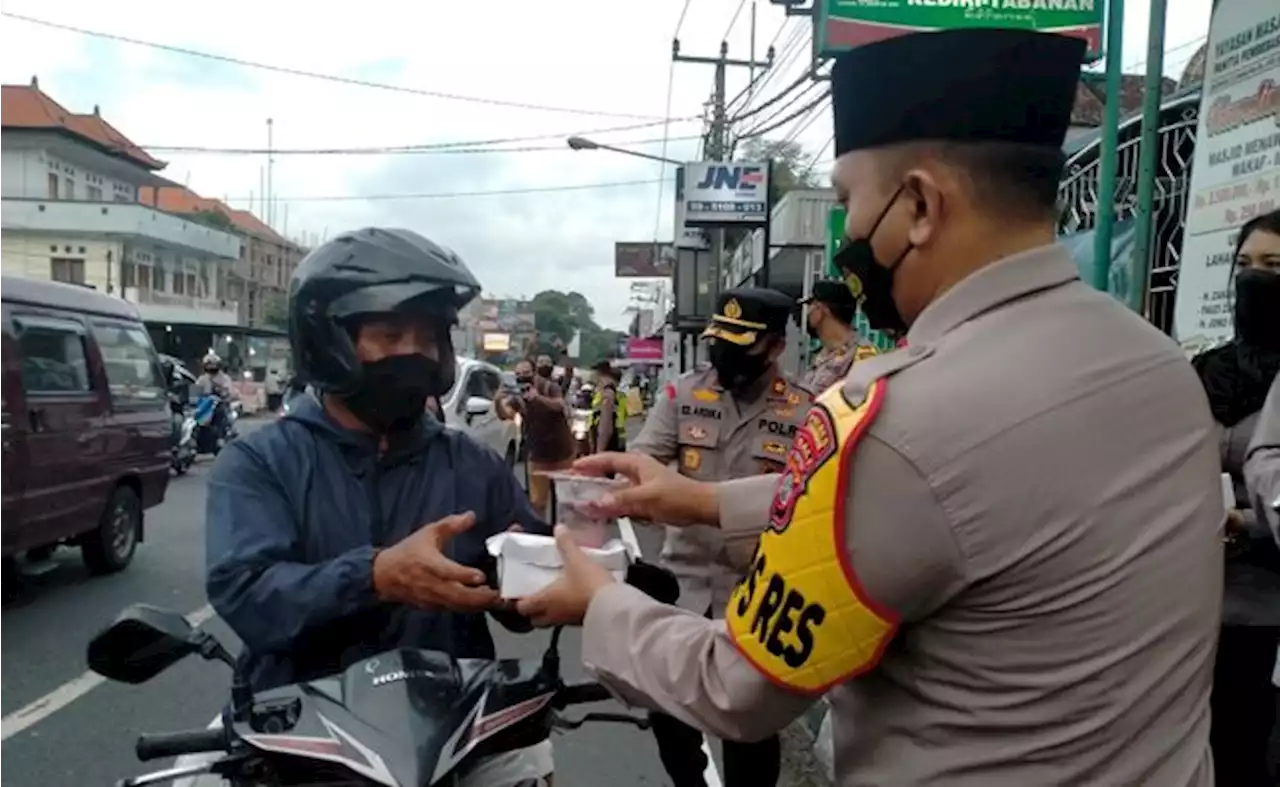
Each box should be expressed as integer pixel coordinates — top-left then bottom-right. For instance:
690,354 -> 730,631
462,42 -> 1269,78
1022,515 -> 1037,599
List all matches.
799,279 -> 879,393
628,286 -> 812,787
515,27 -> 1224,786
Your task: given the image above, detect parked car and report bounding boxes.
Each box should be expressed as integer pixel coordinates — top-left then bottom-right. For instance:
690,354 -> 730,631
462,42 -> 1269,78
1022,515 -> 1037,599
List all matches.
438,357 -> 522,466
1,276 -> 171,579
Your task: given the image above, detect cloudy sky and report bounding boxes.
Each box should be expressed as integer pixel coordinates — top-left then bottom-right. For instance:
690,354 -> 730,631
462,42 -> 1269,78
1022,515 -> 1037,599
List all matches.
1,0 -> 1212,329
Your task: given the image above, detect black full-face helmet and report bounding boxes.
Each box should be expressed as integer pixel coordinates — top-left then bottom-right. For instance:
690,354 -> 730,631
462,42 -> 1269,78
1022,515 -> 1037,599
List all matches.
288,227 -> 481,396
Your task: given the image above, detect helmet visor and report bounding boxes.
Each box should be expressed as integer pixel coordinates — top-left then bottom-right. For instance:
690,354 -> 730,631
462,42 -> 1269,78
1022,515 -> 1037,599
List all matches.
327,280 -> 476,321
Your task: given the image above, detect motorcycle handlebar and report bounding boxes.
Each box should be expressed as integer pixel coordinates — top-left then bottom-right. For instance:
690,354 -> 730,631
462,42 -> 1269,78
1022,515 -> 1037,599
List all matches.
554,681 -> 612,708
135,727 -> 228,762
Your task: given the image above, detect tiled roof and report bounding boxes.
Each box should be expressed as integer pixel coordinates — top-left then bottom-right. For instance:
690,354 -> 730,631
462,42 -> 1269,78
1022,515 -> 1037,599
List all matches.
138,185 -> 292,245
1,78 -> 166,170
1070,72 -> 1179,127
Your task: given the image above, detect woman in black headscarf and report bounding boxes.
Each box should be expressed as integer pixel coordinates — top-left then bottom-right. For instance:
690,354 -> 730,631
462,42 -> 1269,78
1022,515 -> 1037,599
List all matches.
1191,208 -> 1280,786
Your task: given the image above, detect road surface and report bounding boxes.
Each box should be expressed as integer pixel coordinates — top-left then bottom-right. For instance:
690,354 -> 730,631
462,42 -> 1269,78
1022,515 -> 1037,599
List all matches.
0,417 -> 687,787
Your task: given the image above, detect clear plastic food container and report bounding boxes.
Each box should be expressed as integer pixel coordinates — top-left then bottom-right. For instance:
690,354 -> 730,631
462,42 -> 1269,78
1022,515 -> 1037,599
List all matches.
538,471 -> 631,549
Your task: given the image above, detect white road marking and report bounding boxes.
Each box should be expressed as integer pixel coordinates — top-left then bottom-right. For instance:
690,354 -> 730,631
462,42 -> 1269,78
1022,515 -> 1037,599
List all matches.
1,604 -> 216,742
617,517 -> 724,787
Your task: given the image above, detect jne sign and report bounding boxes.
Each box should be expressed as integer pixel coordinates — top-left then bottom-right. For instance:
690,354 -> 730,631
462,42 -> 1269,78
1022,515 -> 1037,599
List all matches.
682,160 -> 771,227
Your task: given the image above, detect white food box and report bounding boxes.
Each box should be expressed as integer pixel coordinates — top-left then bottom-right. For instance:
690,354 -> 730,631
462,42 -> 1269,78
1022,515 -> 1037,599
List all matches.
485,532 -> 631,599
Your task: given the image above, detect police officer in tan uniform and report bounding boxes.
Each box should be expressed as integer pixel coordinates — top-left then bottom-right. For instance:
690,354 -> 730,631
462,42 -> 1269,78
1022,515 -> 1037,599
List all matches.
629,286 -> 811,787
518,29 -> 1223,787
800,279 -> 878,393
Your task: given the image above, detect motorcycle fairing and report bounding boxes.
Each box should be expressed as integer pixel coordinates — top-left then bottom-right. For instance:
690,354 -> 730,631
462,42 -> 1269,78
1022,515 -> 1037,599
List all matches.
231,648 -> 560,787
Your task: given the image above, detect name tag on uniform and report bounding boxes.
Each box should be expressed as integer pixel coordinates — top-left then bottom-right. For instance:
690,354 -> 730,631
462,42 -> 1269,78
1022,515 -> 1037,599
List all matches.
680,404 -> 723,420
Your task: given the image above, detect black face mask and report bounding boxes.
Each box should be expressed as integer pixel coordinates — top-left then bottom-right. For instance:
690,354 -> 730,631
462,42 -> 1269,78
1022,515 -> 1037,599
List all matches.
516,374 -> 534,385
836,185 -> 912,335
536,365 -> 554,379
1234,266 -> 1280,351
709,340 -> 771,392
342,354 -> 451,434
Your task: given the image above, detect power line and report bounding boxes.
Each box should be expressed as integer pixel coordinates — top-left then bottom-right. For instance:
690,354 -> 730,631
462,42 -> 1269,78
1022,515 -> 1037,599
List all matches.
147,135 -> 705,157
223,178 -> 664,204
739,90 -> 830,139
799,132 -> 835,179
145,117 -> 706,154
674,0 -> 695,39
739,79 -> 826,136
3,11 -> 668,121
723,0 -> 749,41
728,70 -> 811,124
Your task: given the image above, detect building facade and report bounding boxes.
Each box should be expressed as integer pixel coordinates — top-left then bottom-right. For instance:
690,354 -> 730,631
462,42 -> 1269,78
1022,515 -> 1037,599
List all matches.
1,78 -> 242,328
138,186 -> 306,331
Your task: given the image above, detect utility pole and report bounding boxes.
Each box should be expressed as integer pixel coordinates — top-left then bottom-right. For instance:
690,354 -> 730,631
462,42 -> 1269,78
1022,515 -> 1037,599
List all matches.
266,117 -> 275,228
672,38 -> 773,333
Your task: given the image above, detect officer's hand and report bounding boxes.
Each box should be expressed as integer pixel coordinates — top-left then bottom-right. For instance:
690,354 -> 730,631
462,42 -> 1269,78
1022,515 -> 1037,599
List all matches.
572,452 -> 720,527
373,512 -> 501,612
515,525 -> 616,626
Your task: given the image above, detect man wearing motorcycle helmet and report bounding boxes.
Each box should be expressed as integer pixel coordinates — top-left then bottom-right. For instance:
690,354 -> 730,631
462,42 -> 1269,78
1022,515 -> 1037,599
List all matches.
205,230 -> 550,708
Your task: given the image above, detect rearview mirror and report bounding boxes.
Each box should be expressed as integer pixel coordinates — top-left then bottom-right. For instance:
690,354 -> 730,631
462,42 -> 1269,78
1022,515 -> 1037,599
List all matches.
465,396 -> 493,417
86,604 -> 201,684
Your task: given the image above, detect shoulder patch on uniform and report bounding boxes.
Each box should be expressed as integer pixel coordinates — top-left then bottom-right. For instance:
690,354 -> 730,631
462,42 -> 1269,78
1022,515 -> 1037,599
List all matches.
664,383 -> 677,401
768,405 -> 838,533
854,345 -> 878,361
727,377 -> 898,695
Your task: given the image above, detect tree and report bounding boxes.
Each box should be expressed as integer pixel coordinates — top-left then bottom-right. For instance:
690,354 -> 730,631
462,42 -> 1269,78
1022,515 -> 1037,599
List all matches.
737,138 -> 823,205
530,289 -> 621,367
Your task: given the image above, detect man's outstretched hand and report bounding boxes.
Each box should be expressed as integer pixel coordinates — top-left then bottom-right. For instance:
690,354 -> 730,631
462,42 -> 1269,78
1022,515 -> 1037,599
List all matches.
373,512 -> 500,612
572,452 -> 720,527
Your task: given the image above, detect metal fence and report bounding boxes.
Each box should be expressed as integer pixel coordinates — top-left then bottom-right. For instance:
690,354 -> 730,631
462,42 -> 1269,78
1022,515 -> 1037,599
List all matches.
1057,90 -> 1202,335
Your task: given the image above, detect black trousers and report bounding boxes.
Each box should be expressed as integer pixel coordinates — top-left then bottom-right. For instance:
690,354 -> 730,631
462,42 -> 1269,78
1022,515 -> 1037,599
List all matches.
650,711 -> 780,787
1209,624 -> 1279,787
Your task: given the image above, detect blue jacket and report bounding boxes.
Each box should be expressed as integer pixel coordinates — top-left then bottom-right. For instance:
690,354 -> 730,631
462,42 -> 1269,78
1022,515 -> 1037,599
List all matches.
205,393 -> 547,691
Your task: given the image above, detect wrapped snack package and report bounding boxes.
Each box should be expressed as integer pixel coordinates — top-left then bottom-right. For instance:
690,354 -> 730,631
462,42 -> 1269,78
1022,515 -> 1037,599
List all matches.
484,531 -> 631,599
538,471 -> 631,549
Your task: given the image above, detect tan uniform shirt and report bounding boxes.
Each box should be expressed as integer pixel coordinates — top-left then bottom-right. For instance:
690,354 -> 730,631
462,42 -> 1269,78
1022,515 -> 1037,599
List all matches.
629,365 -> 812,614
1245,374 -> 1280,547
802,340 -> 876,394
581,244 -> 1222,787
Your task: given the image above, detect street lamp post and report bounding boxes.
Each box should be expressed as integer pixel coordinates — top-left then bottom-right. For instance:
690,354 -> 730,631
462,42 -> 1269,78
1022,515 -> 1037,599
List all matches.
565,136 -> 682,166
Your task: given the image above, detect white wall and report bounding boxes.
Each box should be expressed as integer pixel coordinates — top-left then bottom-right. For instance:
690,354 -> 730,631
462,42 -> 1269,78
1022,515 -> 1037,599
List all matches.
0,143 -> 139,202
0,233 -> 124,291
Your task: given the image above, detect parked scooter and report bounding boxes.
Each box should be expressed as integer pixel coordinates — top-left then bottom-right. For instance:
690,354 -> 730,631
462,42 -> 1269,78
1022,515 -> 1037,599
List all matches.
88,564 -> 678,787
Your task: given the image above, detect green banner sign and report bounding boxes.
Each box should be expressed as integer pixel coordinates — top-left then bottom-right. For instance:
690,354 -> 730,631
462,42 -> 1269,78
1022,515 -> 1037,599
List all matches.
823,207 -> 898,352
815,0 -> 1104,60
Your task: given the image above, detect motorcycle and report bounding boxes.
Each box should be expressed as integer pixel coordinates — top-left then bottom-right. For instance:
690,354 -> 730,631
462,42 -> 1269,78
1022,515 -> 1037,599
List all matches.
172,409 -> 197,475
89,564 -> 678,787
193,395 -> 239,456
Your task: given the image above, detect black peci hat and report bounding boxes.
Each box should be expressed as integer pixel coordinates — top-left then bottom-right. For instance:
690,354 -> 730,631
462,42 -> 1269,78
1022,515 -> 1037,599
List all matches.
831,28 -> 1086,156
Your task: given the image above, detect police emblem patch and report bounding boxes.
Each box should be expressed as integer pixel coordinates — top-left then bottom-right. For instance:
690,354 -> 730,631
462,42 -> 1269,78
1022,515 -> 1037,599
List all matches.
692,387 -> 721,403
843,272 -> 864,303
724,299 -> 743,319
681,447 -> 702,472
768,405 -> 838,533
